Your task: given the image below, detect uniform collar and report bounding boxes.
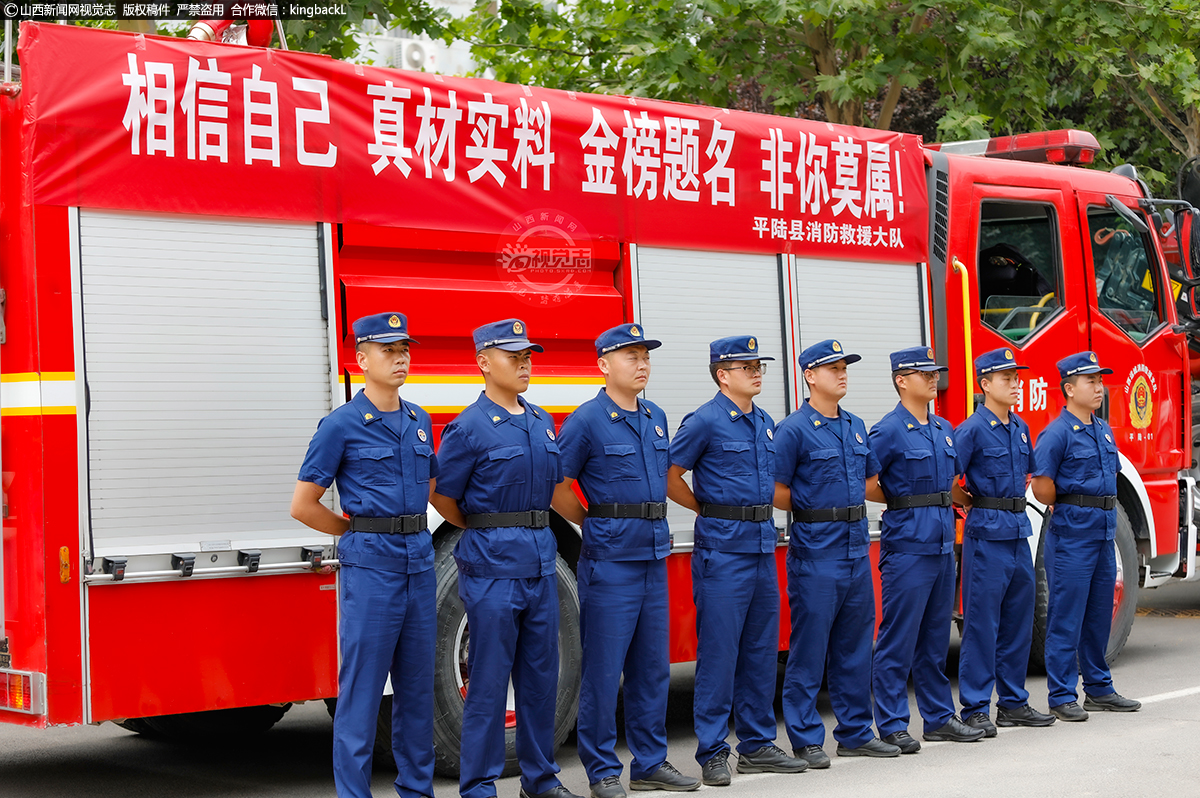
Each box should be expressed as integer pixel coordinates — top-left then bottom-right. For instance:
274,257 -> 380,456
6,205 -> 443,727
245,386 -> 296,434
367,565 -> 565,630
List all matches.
476,391 -> 539,426
713,390 -> 757,422
351,389 -> 414,424
1058,408 -> 1096,433
893,401 -> 941,433
975,403 -> 1014,433
596,388 -> 651,423
799,399 -> 845,429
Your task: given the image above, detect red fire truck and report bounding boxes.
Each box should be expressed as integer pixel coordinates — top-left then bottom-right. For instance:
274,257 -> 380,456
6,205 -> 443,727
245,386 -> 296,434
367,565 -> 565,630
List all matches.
1,21 -> 1197,774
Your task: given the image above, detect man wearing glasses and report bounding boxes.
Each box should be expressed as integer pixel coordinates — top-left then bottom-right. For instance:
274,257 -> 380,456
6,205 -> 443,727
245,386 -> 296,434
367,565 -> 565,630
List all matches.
868,346 -> 984,753
667,336 -> 806,787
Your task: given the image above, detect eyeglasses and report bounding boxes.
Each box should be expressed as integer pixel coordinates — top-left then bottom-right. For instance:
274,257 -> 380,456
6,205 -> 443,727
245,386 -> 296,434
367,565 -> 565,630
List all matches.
900,370 -> 940,380
722,364 -> 767,376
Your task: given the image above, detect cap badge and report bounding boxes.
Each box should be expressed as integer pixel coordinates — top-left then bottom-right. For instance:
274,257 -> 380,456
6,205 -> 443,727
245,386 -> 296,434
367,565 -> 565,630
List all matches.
832,341 -> 842,352
387,314 -> 402,328
767,428 -> 774,440
655,425 -> 664,437
492,415 -> 501,422
364,413 -> 373,420
1089,352 -> 1097,362
547,429 -> 556,441
1022,432 -> 1027,442
513,320 -> 524,335
748,338 -> 757,350
927,347 -> 934,359
856,433 -> 863,443
417,429 -> 427,442
611,411 -> 619,419
630,325 -> 641,337
1004,349 -> 1013,360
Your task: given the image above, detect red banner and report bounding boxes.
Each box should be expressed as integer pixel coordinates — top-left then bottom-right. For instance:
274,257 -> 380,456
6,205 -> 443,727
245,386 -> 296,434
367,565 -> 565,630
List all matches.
17,23 -> 928,262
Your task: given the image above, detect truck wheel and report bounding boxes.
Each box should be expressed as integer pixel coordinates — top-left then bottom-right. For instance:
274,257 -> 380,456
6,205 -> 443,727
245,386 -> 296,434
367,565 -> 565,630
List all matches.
140,704 -> 292,740
1031,504 -> 1140,669
429,529 -> 582,778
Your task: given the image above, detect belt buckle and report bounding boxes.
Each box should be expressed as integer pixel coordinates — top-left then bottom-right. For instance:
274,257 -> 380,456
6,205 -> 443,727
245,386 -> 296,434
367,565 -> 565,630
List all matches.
645,502 -> 666,521
531,510 -> 549,527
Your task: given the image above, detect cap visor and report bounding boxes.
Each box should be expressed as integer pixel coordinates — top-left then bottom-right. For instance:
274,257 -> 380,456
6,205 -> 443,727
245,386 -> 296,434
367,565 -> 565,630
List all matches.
359,333 -> 416,344
978,364 -> 1029,375
490,341 -> 545,353
715,353 -> 776,362
912,364 -> 948,372
602,339 -> 663,354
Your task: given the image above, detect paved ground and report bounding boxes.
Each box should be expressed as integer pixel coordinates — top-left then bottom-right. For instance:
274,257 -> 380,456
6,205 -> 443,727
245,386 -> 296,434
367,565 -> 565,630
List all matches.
3,579 -> 1200,798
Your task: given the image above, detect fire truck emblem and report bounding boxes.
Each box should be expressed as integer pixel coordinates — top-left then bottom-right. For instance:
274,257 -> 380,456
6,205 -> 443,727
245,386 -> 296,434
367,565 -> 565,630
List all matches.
655,426 -> 664,437
513,320 -> 524,335
417,429 -> 427,442
749,338 -> 757,351
630,325 -> 641,337
832,341 -> 842,352
1128,371 -> 1154,430
387,314 -> 402,328
546,430 -> 555,441
1004,349 -> 1013,360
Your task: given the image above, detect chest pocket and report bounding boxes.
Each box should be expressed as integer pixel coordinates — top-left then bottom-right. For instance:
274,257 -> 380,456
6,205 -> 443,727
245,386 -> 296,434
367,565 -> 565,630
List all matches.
1101,435 -> 1119,472
413,444 -> 433,483
981,446 -> 1010,479
808,448 -> 842,483
543,441 -> 562,482
652,438 -> 670,477
720,440 -> 753,476
485,445 -> 527,486
903,448 -> 933,482
355,446 -> 397,486
851,443 -> 871,481
604,443 -> 641,481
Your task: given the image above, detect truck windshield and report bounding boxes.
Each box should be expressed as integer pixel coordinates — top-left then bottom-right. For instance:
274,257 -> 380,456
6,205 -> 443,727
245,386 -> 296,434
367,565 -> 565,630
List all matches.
1087,207 -> 1164,342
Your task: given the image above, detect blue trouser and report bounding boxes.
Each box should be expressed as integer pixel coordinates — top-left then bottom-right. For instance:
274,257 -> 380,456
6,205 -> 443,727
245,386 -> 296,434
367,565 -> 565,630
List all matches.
958,536 -> 1035,717
458,572 -> 561,798
782,555 -> 876,749
334,564 -> 436,798
691,549 -> 780,765
577,557 -> 669,783
1044,532 -> 1115,707
872,550 -> 956,736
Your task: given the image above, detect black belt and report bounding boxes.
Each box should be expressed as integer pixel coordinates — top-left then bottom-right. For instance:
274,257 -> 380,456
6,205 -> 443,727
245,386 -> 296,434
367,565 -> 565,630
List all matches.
699,503 -> 773,522
973,496 -> 1027,512
587,502 -> 668,520
349,514 -> 428,535
793,504 -> 866,523
465,510 -> 551,529
886,491 -> 953,510
1057,493 -> 1118,510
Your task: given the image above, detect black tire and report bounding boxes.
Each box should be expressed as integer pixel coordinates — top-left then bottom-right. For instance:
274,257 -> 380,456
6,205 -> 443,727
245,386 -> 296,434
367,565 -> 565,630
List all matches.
139,704 -> 291,741
429,529 -> 581,779
1031,503 -> 1140,669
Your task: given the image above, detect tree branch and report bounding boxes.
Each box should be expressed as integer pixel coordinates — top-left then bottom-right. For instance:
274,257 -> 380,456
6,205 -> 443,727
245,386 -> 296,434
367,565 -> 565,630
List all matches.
1113,73 -> 1189,155
875,9 -> 931,129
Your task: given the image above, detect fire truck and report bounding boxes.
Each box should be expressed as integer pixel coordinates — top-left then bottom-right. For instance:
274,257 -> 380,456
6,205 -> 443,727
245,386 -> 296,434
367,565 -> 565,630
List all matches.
1,21 -> 1197,775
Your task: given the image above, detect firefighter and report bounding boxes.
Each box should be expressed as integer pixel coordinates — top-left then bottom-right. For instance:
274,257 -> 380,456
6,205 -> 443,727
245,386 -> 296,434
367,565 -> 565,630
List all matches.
868,346 -> 984,753
665,335 -> 806,787
551,324 -> 700,798
290,312 -> 438,798
1031,352 -> 1142,721
773,339 -> 900,768
429,319 -> 582,798
953,348 -> 1056,733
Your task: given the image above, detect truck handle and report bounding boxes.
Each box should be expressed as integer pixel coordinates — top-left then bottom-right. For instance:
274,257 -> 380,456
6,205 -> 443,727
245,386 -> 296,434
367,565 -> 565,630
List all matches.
951,257 -> 974,417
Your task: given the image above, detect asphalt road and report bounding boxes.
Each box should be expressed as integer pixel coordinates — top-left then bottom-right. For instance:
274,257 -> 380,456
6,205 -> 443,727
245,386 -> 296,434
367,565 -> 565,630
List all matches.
3,580 -> 1200,798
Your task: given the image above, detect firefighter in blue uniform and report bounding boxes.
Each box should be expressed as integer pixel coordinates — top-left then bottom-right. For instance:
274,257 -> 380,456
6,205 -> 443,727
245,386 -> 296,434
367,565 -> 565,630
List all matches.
551,324 -> 699,798
291,312 -> 438,798
429,319 -> 581,798
1031,351 -> 1142,721
953,347 -> 1056,734
666,335 -> 806,787
773,339 -> 900,768
869,346 -> 984,753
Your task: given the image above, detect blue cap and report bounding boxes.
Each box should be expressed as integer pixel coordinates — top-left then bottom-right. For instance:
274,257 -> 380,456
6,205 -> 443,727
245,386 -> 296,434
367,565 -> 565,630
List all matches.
595,323 -> 662,356
1057,351 -> 1113,378
798,339 -> 861,370
975,346 -> 1029,376
353,312 -> 418,345
710,335 -> 775,364
890,345 -> 947,372
472,318 -> 544,353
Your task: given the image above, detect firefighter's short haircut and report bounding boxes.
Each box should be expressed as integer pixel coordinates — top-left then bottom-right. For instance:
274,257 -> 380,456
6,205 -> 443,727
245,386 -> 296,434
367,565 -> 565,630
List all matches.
891,369 -> 905,396
1060,374 -> 1083,398
709,362 -> 723,386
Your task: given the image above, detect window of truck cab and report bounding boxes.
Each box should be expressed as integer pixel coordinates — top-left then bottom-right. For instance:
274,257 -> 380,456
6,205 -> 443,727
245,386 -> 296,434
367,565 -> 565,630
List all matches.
977,202 -> 1065,344
1087,205 -> 1167,344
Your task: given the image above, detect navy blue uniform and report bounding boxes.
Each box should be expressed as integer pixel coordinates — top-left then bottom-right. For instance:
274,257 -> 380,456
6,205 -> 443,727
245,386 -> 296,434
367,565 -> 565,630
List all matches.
870,403 -> 958,736
671,391 -> 779,766
1033,408 -> 1122,708
956,404 -> 1037,719
436,391 -> 564,798
298,389 -> 437,798
557,388 -> 671,783
774,401 -> 880,750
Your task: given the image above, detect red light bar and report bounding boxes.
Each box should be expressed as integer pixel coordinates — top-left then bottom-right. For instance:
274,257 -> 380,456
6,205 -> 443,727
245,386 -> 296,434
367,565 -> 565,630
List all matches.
984,130 -> 1101,166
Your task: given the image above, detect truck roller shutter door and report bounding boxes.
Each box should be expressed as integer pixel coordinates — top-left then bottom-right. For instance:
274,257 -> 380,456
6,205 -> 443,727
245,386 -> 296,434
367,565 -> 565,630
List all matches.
78,211 -> 332,562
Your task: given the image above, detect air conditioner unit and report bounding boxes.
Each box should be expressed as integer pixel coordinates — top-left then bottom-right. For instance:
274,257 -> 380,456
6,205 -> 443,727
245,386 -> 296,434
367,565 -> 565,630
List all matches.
397,40 -> 430,71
